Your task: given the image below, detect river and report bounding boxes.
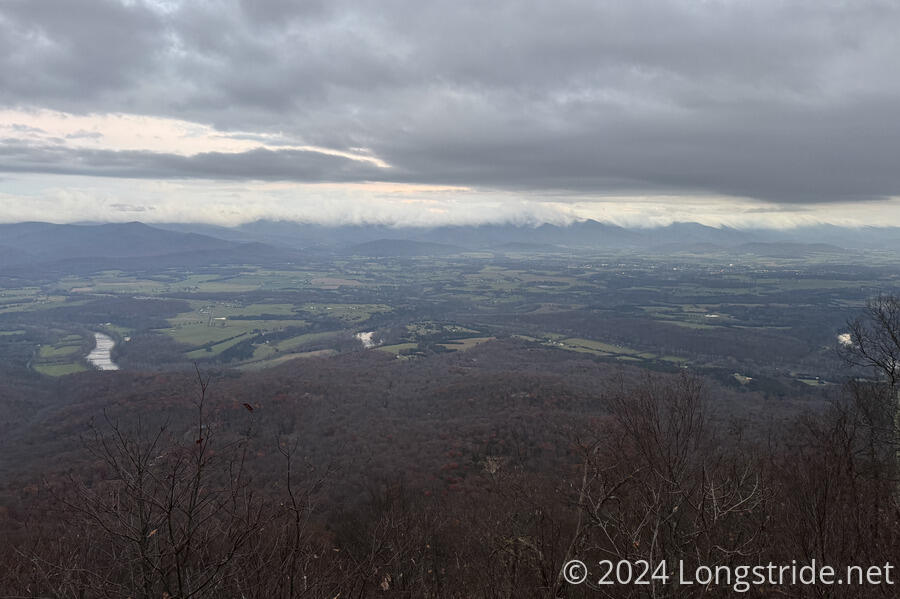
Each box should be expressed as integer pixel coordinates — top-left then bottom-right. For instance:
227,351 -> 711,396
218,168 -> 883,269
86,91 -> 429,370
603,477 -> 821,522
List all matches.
86,332 -> 119,371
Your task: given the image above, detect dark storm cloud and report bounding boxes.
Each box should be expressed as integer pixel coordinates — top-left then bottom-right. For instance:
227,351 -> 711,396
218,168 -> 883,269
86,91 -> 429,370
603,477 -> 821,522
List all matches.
2,0 -> 900,203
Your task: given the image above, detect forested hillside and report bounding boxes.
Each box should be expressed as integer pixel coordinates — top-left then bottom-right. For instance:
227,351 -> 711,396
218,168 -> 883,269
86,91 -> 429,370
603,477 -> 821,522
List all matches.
1,334 -> 897,597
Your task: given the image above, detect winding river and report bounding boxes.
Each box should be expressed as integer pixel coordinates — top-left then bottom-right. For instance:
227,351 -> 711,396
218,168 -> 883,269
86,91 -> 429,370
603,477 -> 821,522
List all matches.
86,332 -> 119,371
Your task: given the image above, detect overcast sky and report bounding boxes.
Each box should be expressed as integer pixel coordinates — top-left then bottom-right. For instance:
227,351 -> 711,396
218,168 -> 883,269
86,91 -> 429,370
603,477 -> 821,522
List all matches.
2,0 -> 900,227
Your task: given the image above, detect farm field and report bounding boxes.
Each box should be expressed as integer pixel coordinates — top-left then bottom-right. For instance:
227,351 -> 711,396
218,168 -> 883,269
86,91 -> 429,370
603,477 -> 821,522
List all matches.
31,333 -> 89,376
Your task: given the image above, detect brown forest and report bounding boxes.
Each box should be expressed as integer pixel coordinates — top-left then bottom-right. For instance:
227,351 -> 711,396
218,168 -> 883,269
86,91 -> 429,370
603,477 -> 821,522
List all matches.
1,300 -> 899,598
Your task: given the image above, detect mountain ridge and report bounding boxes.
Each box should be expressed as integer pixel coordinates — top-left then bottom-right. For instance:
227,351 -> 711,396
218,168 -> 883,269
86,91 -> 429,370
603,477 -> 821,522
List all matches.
4,220 -> 899,268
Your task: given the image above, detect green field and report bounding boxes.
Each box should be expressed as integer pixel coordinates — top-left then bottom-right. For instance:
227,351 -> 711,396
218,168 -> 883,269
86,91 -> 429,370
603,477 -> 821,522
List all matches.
38,343 -> 81,359
33,362 -> 88,376
437,336 -> 495,351
237,349 -> 338,370
377,343 -> 419,354
560,337 -> 652,357
32,334 -> 88,376
298,303 -> 391,323
163,315 -> 306,348
274,331 -> 341,352
184,333 -> 254,358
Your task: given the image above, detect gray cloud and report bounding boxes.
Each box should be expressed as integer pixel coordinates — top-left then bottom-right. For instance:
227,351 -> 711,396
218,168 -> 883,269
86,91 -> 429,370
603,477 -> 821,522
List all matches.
0,141 -> 388,181
1,0 -> 900,204
0,0 -> 164,105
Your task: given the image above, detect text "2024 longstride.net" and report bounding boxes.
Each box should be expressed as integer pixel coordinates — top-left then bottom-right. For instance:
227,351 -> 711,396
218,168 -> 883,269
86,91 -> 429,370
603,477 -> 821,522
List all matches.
562,559 -> 896,593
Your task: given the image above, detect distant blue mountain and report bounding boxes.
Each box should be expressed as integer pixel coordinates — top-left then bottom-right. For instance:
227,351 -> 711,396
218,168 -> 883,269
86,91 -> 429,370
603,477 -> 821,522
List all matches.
0,222 -> 295,271
4,220 -> 900,270
170,218 -> 899,252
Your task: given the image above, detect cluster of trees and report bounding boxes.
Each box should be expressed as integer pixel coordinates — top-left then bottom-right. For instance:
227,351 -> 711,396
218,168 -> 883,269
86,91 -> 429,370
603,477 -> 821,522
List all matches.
0,297 -> 191,331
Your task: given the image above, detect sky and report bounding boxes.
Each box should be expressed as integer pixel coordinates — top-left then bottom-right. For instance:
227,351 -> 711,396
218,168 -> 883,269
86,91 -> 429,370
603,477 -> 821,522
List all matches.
2,0 -> 900,228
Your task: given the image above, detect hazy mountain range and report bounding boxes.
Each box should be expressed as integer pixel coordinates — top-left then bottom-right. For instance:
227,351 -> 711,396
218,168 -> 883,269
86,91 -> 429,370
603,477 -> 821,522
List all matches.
156,220 -> 898,253
0,219 -> 896,271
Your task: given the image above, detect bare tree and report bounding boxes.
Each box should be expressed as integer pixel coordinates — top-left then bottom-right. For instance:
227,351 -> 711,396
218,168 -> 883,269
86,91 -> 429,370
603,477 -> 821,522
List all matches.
841,295 -> 900,490
46,368 -> 266,598
842,295 -> 900,389
558,373 -> 767,598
